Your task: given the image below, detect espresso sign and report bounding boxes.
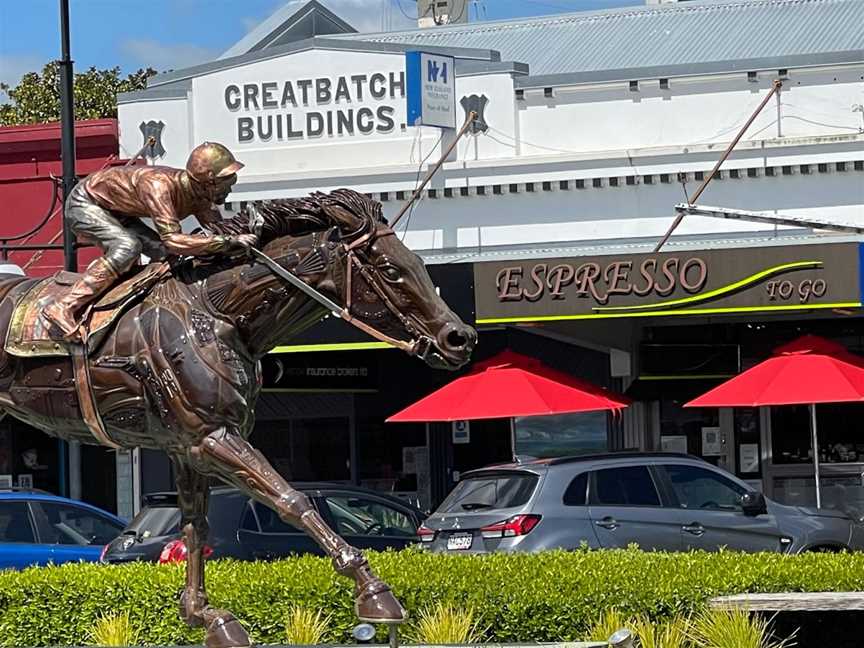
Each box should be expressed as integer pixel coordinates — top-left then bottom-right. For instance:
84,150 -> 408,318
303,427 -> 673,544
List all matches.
474,243 -> 862,323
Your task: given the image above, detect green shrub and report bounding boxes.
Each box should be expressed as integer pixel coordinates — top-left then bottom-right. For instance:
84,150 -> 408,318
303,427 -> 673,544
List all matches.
283,605 -> 331,645
0,547 -> 859,647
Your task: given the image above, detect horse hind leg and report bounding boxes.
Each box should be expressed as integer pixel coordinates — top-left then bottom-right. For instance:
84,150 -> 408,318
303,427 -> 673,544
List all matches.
172,455 -> 252,648
193,428 -> 407,625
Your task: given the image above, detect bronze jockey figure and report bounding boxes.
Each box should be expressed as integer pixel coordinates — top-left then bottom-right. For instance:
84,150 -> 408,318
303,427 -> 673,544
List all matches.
42,142 -> 257,338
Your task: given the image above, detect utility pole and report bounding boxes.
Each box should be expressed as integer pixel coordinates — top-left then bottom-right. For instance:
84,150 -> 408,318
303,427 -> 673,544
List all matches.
58,0 -> 76,498
59,0 -> 77,273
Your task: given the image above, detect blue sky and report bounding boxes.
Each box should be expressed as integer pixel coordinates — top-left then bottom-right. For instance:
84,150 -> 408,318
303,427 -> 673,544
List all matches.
1,0 -> 639,90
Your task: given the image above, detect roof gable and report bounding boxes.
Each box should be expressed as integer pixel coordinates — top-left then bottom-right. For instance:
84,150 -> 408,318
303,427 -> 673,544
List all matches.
221,0 -> 356,60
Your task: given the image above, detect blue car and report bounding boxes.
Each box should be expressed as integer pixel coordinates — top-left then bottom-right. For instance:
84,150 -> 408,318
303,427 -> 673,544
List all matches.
0,489 -> 126,569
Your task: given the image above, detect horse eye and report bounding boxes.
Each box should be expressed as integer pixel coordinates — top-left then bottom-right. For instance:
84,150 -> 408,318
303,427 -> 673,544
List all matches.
381,266 -> 401,282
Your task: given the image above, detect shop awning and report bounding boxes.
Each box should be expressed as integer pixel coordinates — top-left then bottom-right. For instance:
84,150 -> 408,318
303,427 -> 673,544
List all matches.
386,349 -> 629,422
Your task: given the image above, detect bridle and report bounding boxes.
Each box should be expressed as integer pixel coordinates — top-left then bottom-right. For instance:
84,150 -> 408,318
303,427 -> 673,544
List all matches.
251,222 -> 436,362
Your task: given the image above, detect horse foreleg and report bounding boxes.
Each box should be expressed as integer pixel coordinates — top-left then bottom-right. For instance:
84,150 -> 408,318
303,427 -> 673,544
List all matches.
193,427 -> 406,624
173,455 -> 252,648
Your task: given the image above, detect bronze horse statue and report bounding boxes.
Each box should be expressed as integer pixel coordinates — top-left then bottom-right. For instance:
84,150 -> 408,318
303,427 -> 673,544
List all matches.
0,189 -> 476,647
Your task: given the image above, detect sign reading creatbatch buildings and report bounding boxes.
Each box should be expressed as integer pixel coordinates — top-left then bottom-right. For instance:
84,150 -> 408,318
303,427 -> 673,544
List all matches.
406,51 -> 457,129
223,73 -> 406,143
474,243 -> 863,323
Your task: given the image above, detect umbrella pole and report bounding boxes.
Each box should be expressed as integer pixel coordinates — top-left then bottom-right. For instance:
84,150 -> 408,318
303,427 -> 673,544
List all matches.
510,417 -> 517,463
810,403 -> 822,509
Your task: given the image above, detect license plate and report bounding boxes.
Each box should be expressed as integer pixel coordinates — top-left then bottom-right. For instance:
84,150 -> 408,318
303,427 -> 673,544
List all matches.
447,533 -> 473,551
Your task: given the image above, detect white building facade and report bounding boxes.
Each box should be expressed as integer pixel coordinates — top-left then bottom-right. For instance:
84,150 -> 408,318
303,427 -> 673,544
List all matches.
118,0 -> 864,511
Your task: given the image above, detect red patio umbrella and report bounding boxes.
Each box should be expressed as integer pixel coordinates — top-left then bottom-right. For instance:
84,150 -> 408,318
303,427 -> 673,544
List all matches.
686,335 -> 864,507
387,350 -> 629,460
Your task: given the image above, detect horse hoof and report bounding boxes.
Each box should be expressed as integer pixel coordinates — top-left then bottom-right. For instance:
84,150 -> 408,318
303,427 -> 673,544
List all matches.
205,612 -> 252,648
355,581 -> 407,624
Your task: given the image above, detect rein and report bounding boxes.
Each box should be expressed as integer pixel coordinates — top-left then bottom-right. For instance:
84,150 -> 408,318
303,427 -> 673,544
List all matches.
251,229 -> 434,361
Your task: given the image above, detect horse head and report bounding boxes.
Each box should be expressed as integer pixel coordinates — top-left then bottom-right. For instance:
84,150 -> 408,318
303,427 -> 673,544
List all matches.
240,189 -> 476,370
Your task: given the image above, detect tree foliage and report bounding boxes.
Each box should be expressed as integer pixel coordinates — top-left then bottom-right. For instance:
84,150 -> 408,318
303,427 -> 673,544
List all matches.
0,62 -> 157,127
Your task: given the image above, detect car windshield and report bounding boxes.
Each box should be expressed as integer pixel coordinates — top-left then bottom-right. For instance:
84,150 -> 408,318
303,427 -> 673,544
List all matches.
124,505 -> 180,538
438,473 -> 539,513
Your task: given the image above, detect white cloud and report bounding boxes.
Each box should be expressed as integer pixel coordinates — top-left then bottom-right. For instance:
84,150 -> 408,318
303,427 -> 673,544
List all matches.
120,39 -> 221,72
0,54 -> 45,104
0,54 -> 45,88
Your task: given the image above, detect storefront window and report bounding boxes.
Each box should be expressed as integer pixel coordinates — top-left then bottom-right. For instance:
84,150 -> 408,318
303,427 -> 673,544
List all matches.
250,418 -> 350,482
514,411 -> 608,458
771,404 -> 864,465
659,400 -> 720,459
357,419 -> 427,506
773,474 -> 864,511
734,409 -> 761,477
0,422 -> 59,493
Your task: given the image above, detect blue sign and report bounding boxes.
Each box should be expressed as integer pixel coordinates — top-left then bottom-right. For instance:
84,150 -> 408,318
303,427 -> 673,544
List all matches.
406,51 -> 457,129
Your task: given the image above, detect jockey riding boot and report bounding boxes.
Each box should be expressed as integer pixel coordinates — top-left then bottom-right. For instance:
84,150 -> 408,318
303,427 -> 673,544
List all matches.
42,257 -> 119,340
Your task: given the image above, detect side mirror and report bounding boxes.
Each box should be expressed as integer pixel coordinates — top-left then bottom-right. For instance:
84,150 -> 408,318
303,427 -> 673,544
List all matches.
740,491 -> 767,516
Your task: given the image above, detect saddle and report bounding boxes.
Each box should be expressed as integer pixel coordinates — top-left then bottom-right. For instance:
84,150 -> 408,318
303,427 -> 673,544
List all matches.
5,261 -> 170,358
3,262 -> 171,449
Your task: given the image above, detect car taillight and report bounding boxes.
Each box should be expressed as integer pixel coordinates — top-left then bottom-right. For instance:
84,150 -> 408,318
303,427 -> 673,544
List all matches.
480,514 -> 541,539
417,524 -> 436,542
99,543 -> 110,562
158,539 -> 213,564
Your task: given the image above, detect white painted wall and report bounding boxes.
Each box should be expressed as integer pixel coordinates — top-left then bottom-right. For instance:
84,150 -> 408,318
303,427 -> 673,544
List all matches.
118,97 -> 191,168
517,67 -> 864,157
384,168 -> 864,250
117,47 -> 864,252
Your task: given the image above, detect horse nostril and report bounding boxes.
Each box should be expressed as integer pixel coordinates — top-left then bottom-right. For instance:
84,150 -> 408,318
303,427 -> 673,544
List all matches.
446,330 -> 467,349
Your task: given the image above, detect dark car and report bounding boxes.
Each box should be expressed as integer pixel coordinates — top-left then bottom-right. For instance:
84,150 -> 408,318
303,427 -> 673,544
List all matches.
0,489 -> 126,569
102,483 -> 424,563
419,453 -> 864,554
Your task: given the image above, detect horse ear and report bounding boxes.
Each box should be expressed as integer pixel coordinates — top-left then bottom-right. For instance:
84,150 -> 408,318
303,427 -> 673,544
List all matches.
321,203 -> 366,234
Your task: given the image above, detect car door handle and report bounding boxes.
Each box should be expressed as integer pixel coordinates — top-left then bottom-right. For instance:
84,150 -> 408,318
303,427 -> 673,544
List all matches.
594,517 -> 619,530
682,523 -> 705,536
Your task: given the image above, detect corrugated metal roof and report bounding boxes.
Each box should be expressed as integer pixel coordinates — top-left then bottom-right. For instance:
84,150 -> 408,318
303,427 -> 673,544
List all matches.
334,0 -> 864,77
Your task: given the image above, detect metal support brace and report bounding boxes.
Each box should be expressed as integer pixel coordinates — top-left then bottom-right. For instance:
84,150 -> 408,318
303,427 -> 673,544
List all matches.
654,80 -> 783,252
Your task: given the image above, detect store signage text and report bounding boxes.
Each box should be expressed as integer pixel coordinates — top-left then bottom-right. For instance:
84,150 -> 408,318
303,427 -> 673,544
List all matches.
406,51 -> 457,129
224,73 -> 406,143
495,257 -> 708,304
473,243 -> 862,323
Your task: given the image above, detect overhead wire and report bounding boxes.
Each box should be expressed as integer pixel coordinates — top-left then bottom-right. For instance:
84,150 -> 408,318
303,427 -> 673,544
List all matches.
400,129 -> 445,241
392,0 -> 417,21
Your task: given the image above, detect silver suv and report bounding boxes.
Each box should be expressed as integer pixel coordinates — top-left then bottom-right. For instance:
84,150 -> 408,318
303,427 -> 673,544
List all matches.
419,453 -> 864,554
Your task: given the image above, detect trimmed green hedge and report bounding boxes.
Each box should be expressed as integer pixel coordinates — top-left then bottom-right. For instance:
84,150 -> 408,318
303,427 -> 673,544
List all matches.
1,548 -> 863,646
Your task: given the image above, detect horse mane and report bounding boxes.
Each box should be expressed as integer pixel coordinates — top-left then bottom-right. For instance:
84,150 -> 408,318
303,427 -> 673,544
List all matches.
208,188 -> 387,245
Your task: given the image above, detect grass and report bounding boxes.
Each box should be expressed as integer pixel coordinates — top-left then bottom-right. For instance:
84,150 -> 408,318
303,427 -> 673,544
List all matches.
688,609 -> 796,648
283,605 -> 331,645
407,602 -> 485,644
86,611 -> 140,647
589,608 -> 795,648
632,614 -> 691,648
